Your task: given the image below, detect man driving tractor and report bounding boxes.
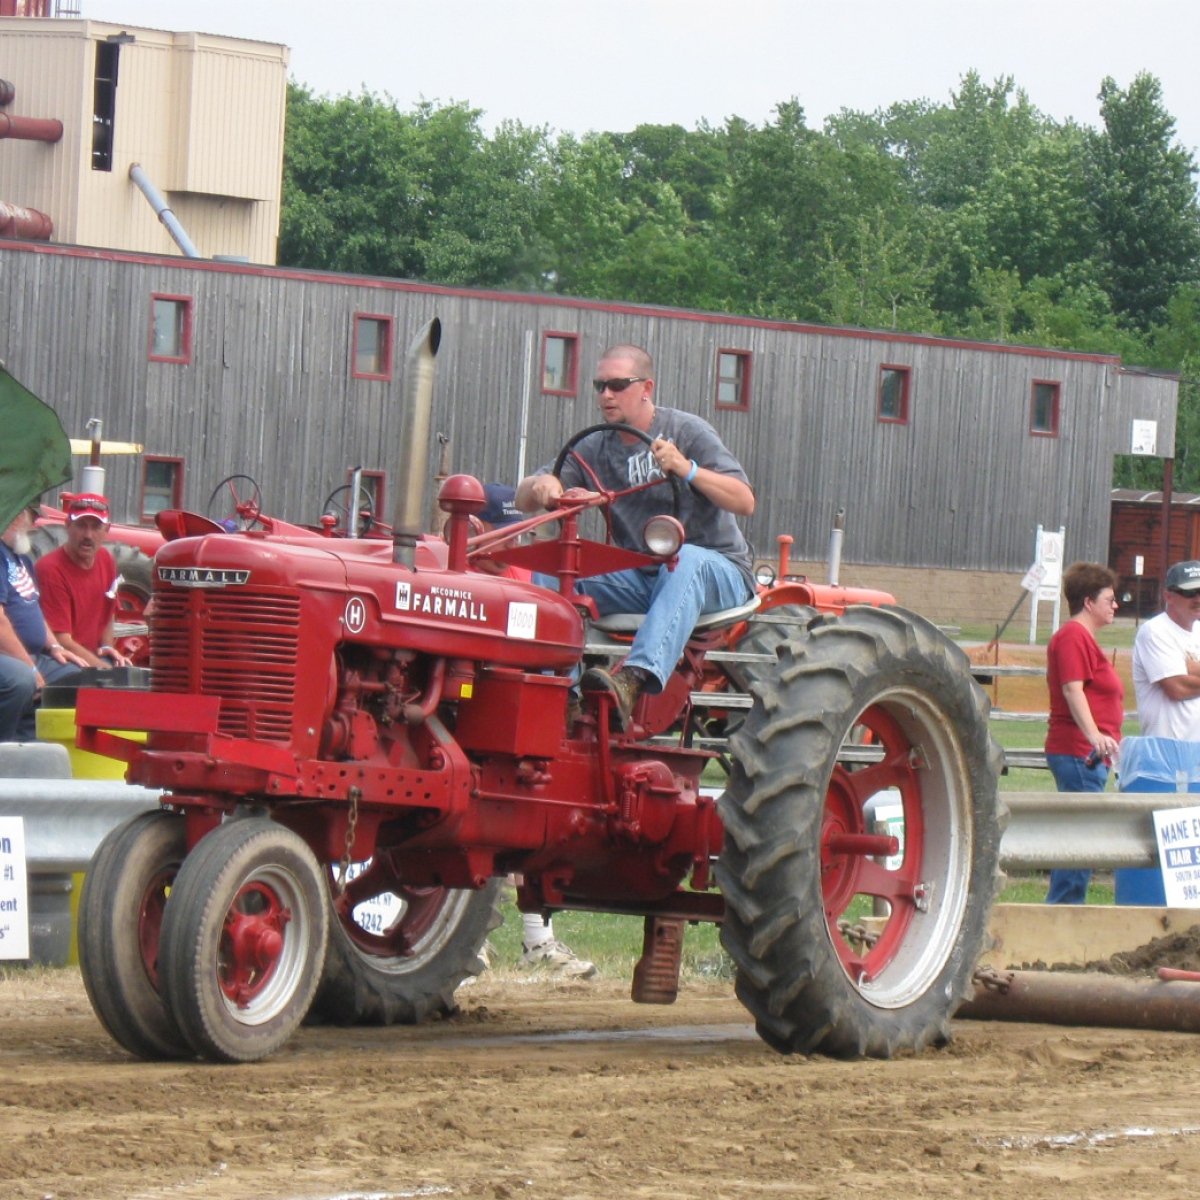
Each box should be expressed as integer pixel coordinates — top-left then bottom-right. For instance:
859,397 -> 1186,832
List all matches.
515,343 -> 756,729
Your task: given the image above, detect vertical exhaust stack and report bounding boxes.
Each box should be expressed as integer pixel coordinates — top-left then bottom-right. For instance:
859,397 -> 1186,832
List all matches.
392,317 -> 442,567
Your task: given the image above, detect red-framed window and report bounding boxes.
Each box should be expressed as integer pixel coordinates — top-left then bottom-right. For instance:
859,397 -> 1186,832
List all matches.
1030,380 -> 1061,437
541,332 -> 579,395
139,455 -> 185,523
353,314 -> 393,380
148,294 -> 192,363
878,364 -> 911,424
715,349 -> 751,411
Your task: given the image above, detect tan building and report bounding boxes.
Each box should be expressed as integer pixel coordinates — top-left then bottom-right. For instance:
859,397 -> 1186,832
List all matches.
0,15 -> 288,262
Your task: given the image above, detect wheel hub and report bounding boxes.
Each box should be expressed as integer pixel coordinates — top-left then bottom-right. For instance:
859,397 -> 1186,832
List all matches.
219,882 -> 293,1008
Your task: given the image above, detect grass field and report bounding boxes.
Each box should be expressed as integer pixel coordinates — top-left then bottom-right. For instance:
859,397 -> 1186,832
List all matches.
956,616 -> 1141,650
492,869 -> 1101,983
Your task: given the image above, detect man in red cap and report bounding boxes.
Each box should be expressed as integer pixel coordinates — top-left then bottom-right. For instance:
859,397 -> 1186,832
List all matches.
35,494 -> 131,669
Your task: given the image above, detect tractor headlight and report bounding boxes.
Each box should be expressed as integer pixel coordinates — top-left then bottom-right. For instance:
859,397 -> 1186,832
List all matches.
643,515 -> 685,557
754,562 -> 777,587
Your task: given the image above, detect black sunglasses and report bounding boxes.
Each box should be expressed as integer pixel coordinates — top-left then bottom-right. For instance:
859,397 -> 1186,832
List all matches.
591,376 -> 647,394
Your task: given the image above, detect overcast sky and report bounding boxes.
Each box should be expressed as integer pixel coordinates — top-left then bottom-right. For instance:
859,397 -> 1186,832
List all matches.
83,1 -> 1200,156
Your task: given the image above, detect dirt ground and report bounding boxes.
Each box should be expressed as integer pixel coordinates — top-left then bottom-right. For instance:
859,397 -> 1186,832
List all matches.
3,967 -> 1200,1200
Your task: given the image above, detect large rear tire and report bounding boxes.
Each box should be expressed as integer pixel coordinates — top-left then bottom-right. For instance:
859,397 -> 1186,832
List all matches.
310,870 -> 503,1025
77,810 -> 192,1060
716,605 -> 1004,1059
159,818 -> 327,1063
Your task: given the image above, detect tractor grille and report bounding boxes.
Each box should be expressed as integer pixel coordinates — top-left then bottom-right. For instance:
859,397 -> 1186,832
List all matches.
151,588 -> 301,743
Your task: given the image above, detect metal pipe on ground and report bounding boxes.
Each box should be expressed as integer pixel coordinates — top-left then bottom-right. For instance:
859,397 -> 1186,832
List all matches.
127,162 -> 201,258
0,112 -> 62,142
958,968 -> 1200,1033
392,317 -> 442,567
0,200 -> 52,240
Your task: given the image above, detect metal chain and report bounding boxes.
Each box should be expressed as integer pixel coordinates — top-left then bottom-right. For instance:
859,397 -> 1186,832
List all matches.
336,786 -> 361,897
972,965 -> 1014,993
837,920 -> 880,949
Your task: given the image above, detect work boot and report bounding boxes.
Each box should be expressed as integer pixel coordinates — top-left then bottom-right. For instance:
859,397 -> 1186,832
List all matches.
580,665 -> 644,731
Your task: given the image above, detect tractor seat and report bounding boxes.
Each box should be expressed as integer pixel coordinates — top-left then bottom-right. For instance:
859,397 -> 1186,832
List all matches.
591,593 -> 761,636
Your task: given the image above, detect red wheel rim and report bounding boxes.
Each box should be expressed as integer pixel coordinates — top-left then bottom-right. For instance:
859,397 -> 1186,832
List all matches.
218,881 -> 292,1008
336,866 -> 449,958
137,865 -> 176,989
821,703 -> 926,985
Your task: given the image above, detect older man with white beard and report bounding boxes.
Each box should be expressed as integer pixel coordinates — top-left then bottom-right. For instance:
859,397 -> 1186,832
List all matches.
0,506 -> 85,741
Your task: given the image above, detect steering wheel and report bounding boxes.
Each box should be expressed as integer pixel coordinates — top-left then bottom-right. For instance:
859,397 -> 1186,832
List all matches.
205,474 -> 265,531
322,483 -> 375,537
550,423 -> 682,543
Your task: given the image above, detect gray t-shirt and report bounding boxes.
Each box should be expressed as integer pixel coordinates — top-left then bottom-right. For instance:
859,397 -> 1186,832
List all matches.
539,407 -> 754,586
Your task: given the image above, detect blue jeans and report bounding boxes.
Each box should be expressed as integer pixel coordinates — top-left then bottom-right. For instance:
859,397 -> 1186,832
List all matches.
0,653 -> 81,742
1044,752 -> 1108,904
571,545 -> 752,692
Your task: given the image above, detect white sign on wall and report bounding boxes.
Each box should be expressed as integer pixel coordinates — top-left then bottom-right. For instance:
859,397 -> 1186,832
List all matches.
1131,419 -> 1159,457
0,817 -> 29,960
1154,806 -> 1200,907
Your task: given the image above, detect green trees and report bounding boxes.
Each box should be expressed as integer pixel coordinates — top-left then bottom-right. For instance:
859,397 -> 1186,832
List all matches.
279,86 -> 547,287
279,76 -> 1200,480
280,75 -> 1200,349
1088,74 -> 1200,332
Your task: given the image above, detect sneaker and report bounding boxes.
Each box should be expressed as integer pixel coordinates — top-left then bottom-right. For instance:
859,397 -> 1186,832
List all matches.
519,939 -> 598,979
580,665 -> 643,731
473,938 -> 498,974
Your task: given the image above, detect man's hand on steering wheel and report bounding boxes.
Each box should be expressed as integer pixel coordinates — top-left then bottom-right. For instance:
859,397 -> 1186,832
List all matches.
650,437 -> 692,480
524,473 -> 565,510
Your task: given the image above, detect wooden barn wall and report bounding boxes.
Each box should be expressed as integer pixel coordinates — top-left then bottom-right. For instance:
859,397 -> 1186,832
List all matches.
0,242 -> 1179,575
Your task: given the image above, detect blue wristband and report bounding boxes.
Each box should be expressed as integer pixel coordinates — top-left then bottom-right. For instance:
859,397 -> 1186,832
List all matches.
684,460 -> 699,484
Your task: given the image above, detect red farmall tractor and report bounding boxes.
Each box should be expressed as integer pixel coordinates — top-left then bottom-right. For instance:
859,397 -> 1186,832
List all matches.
75,320 -> 1003,1064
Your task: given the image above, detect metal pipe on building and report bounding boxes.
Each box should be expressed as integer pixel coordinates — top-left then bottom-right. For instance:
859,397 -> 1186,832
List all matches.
0,111 -> 62,142
392,317 -> 442,566
0,200 -> 52,240
127,162 -> 201,258
958,968 -> 1200,1033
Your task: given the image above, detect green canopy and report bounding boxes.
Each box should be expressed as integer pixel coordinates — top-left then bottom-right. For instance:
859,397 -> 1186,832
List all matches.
0,365 -> 72,532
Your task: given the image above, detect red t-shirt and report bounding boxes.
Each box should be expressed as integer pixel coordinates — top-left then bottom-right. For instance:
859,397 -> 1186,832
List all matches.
1045,619 -> 1124,757
35,545 -> 118,654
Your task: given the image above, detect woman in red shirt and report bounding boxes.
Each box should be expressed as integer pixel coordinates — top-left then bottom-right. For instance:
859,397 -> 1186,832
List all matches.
1043,562 -> 1124,904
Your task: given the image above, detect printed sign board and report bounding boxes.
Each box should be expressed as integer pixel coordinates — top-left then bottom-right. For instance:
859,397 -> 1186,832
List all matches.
1029,525 -> 1066,643
1131,419 -> 1158,457
0,817 -> 29,960
1153,805 -> 1200,907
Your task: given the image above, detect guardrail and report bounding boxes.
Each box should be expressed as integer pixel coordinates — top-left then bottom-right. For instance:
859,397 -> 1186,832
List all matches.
0,781 -> 1177,878
1000,791 -> 1166,871
3,779 -> 161,872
